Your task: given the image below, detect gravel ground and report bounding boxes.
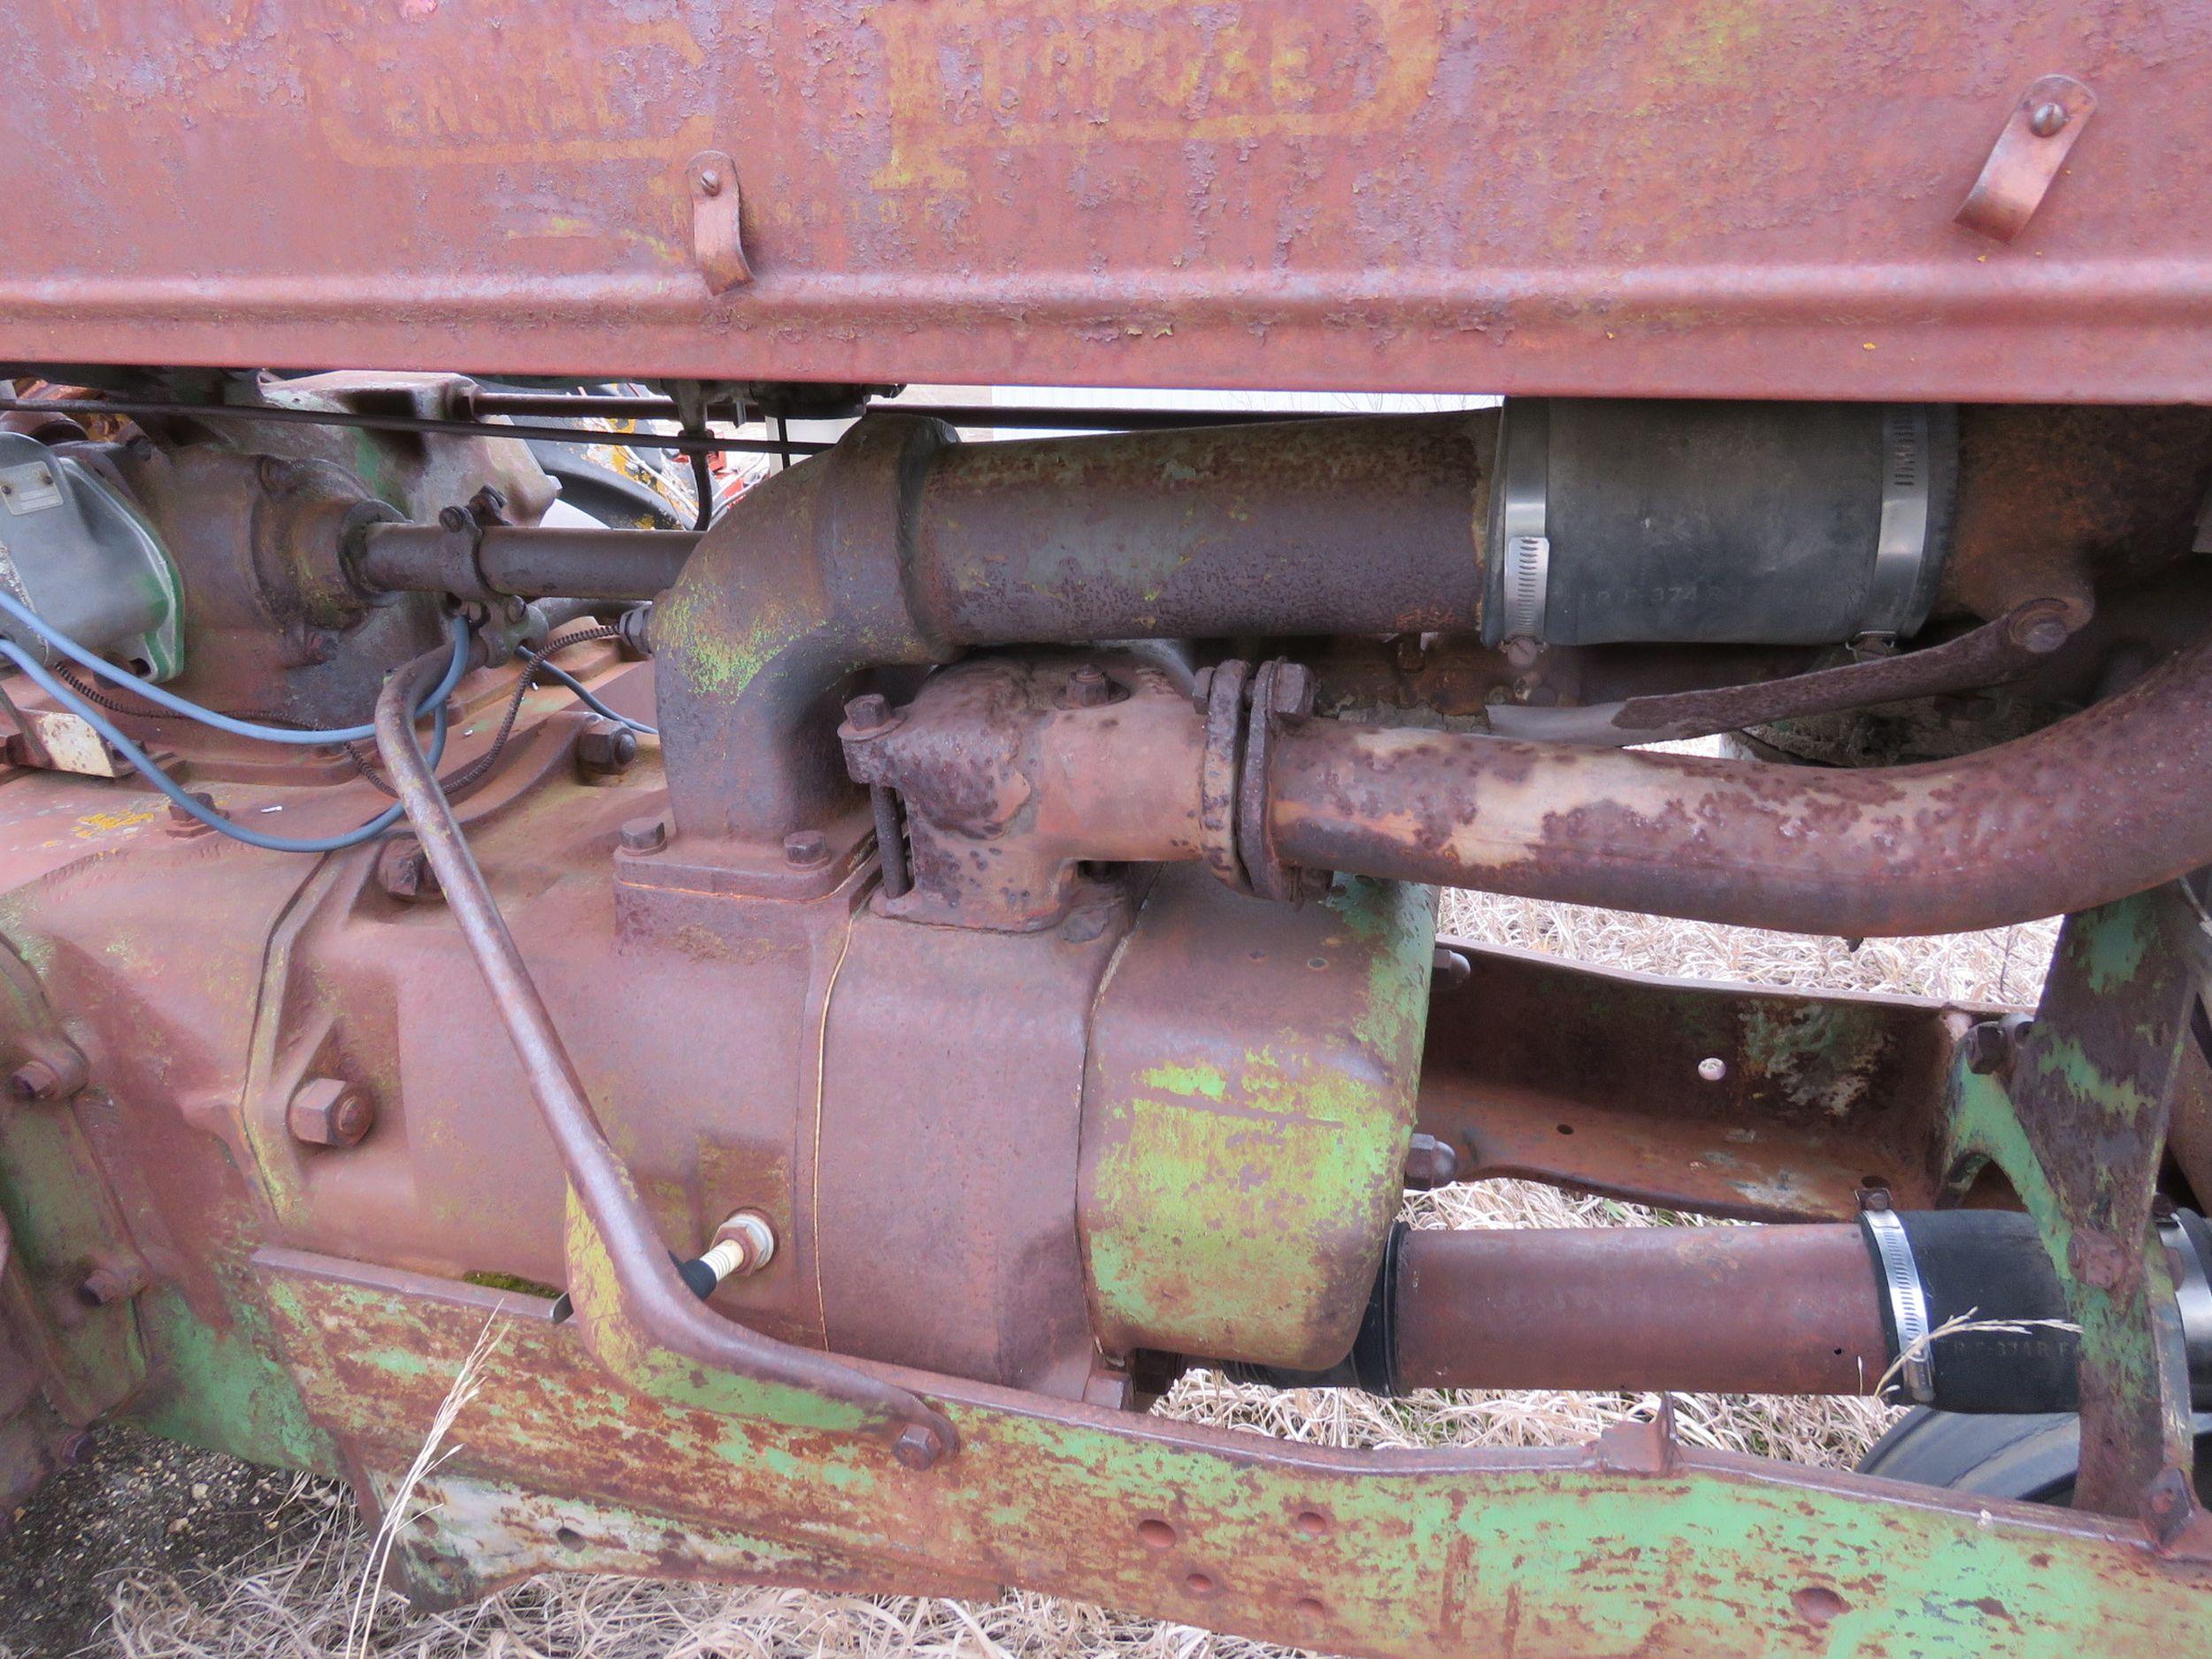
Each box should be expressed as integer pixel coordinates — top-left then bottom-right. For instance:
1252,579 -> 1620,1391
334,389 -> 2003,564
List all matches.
0,881 -> 2055,1657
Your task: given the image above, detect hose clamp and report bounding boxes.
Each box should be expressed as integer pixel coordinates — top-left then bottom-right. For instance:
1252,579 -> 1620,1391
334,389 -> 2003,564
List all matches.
2158,1214 -> 2212,1403
1494,398 -> 1551,645
1863,1207 -> 1935,1404
1863,405 -> 1933,641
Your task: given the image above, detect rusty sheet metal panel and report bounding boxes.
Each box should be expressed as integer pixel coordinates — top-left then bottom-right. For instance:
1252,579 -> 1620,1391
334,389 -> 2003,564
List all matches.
1418,938 -> 1970,1220
254,1251 -> 2212,1656
0,4 -> 2208,402
1079,870 -> 1433,1371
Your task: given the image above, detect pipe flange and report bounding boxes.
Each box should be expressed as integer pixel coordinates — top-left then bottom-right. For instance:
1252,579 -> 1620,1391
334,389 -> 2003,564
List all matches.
1197,658 -> 1253,895
1238,659 -> 1326,905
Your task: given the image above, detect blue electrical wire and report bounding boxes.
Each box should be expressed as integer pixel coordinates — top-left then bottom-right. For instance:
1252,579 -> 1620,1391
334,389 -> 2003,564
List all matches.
0,619 -> 471,852
0,588 -> 457,744
524,650 -> 657,737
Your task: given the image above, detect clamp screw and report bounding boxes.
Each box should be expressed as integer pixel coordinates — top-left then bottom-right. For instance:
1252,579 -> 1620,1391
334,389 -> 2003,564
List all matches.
2029,101 -> 2070,138
697,166 -> 724,196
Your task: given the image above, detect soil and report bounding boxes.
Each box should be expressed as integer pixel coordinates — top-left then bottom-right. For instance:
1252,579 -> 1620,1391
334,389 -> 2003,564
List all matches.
0,1426 -> 309,1658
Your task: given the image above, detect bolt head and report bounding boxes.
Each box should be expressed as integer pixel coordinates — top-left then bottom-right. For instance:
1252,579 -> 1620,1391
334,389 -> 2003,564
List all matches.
288,1078 -> 373,1148
7,1059 -> 60,1102
697,166 -> 723,196
891,1424 -> 945,1471
1402,1133 -> 1459,1191
842,693 -> 896,738
1064,665 -> 1111,709
1962,1019 -> 2013,1075
375,838 -> 435,902
783,829 -> 832,869
576,719 -> 639,778
2029,101 -> 2070,138
618,817 -> 669,855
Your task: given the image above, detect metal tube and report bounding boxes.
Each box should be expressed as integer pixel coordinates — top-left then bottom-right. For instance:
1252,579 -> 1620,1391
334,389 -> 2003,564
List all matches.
912,412 -> 1493,641
357,524 -> 699,602
1264,625 -> 2212,935
371,644 -> 953,1459
1392,1225 -> 1892,1396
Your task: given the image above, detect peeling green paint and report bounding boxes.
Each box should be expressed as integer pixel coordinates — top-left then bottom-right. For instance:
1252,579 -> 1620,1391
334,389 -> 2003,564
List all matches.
1084,873 -> 1435,1369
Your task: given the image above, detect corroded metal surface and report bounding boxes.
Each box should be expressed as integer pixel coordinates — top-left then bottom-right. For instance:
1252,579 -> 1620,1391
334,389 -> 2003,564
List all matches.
1417,940 -> 1967,1220
1393,1224 -> 1892,1396
3,6 -> 2211,402
1079,869 -> 1434,1371
256,1251 -> 2212,1655
1946,887 -> 2212,1523
1266,624 -> 2212,936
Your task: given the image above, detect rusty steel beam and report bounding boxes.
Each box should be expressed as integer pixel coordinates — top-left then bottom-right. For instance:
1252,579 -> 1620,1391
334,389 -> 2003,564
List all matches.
1264,625 -> 2212,936
4,6 -> 2212,403
1391,1225 -> 1893,1397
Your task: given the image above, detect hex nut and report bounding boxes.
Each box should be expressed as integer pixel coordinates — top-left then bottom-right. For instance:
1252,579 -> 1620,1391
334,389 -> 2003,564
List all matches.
375,838 -> 438,902
842,693 -> 898,738
1962,1020 -> 2013,1075
1063,665 -> 1111,709
576,718 -> 639,780
288,1078 -> 373,1148
77,1262 -> 148,1308
7,1044 -> 87,1103
1402,1133 -> 1459,1191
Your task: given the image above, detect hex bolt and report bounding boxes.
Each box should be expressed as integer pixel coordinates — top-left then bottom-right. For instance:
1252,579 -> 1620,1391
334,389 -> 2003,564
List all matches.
842,693 -> 899,739
77,1263 -> 148,1309
1064,665 -> 1111,709
1962,1019 -> 2014,1075
8,1046 -> 86,1103
891,1424 -> 946,1471
288,1078 -> 374,1148
374,837 -> 438,902
575,718 -> 639,780
783,829 -> 831,869
165,791 -> 218,838
1402,1133 -> 1459,1191
618,816 -> 669,855
2029,101 -> 2070,138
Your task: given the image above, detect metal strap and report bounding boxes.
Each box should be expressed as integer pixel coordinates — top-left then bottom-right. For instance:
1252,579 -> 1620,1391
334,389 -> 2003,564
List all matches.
1863,405 -> 1932,640
1863,1208 -> 1935,1404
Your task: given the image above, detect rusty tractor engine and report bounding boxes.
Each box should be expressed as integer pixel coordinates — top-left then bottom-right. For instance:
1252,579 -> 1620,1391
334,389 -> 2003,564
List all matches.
0,372 -> 2206,1652
2,13 -> 2212,1648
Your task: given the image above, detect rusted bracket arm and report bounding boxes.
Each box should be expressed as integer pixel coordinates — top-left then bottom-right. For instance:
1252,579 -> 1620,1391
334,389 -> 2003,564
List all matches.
1943,883 -> 2209,1532
373,642 -> 956,1463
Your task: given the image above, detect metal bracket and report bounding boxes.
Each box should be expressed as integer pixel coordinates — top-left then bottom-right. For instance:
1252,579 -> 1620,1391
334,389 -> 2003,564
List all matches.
1956,74 -> 2097,243
687,150 -> 754,296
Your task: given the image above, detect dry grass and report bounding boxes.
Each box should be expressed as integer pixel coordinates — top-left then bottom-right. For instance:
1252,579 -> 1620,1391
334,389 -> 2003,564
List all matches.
94,880 -> 2057,1658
